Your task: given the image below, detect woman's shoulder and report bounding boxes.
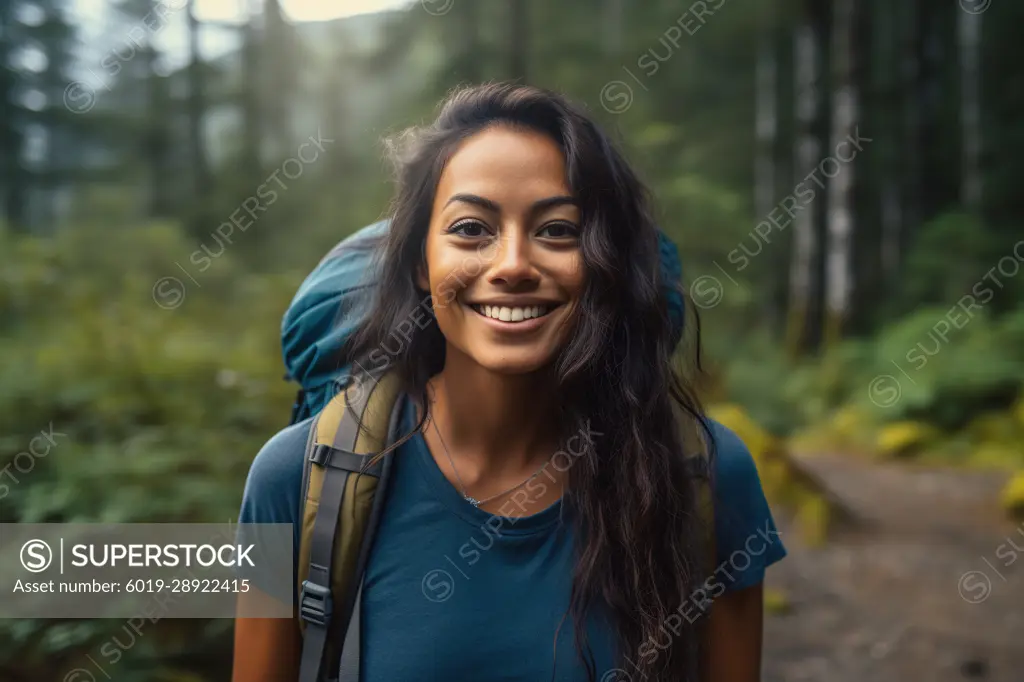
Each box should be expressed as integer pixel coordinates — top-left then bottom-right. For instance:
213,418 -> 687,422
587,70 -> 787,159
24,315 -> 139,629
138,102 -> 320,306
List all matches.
700,417 -> 787,588
238,418 -> 314,525
249,417 -> 314,486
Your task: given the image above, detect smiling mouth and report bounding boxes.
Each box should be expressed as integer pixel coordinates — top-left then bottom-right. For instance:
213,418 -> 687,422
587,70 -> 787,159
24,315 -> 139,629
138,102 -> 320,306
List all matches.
468,303 -> 559,323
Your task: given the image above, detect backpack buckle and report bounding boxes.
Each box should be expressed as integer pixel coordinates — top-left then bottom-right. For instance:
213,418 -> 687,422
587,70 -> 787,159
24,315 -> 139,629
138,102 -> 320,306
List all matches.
310,444 -> 332,467
299,580 -> 333,627
309,444 -> 384,477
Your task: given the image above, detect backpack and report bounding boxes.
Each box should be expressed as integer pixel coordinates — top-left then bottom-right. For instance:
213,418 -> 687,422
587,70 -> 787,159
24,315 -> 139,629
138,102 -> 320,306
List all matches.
282,221 -> 712,682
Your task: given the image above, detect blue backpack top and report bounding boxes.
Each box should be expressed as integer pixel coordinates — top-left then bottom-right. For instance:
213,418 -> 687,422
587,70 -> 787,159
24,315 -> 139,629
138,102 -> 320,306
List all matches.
281,220 -> 686,424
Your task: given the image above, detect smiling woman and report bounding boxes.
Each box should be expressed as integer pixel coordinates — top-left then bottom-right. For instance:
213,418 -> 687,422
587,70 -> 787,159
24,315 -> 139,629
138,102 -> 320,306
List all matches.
233,83 -> 786,682
417,126 -> 584,375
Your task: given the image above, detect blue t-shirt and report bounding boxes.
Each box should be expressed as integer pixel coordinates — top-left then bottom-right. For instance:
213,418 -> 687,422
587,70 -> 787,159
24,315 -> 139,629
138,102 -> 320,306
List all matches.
238,396 -> 786,680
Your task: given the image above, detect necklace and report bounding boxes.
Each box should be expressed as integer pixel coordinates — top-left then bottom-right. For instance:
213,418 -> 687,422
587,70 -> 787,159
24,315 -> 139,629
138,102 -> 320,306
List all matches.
427,401 -> 556,508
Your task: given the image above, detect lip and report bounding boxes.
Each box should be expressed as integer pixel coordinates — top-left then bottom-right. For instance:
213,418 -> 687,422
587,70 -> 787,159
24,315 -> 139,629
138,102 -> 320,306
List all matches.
466,298 -> 563,307
464,302 -> 561,333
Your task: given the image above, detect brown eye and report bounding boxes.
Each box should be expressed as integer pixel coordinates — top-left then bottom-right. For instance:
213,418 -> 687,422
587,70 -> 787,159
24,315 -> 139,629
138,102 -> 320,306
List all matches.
447,219 -> 491,238
537,221 -> 580,239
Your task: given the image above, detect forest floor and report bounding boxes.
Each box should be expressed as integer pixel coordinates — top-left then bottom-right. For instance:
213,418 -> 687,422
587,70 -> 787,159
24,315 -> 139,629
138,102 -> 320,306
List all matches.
762,453 -> 1024,682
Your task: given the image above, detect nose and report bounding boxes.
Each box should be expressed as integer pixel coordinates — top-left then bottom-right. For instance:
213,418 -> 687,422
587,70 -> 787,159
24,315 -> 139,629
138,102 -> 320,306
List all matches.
486,225 -> 539,288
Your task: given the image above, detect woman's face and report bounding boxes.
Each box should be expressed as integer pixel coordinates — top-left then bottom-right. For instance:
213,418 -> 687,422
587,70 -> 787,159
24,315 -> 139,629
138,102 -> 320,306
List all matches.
417,124 -> 584,375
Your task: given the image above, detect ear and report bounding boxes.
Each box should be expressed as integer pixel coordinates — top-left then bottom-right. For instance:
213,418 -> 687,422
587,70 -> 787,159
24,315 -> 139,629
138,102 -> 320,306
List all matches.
415,233 -> 430,290
416,261 -> 430,291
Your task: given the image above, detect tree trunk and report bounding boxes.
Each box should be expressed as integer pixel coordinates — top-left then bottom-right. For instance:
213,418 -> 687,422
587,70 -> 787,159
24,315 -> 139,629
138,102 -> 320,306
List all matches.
786,16 -> 821,360
900,0 -> 922,269
187,0 -> 210,198
877,0 -> 901,281
465,0 -> 482,82
508,0 -> 528,83
0,2 -> 28,229
603,0 -> 623,57
142,42 -> 172,218
240,0 -> 262,182
958,5 -> 983,212
322,35 -> 349,182
916,0 -> 944,228
755,33 -> 777,221
769,27 -> 793,334
263,0 -> 296,160
823,0 -> 858,348
450,0 -> 482,84
880,176 -> 900,277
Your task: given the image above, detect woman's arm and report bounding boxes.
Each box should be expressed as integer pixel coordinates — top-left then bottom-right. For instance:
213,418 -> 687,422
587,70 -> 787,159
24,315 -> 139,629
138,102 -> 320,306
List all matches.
705,581 -> 764,682
700,419 -> 787,681
232,589 -> 302,682
232,421 -> 310,682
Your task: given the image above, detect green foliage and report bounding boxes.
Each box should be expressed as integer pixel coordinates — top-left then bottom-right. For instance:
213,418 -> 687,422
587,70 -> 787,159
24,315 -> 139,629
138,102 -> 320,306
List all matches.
900,212 -> 1007,310
721,305 -> 1024,466
863,308 -> 1024,429
719,340 -> 801,434
0,223 -> 299,679
2,0 -> 1022,675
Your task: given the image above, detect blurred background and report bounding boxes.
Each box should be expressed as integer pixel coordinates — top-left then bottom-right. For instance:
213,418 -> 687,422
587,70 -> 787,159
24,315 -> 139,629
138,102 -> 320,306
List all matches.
1,0 -> 1023,680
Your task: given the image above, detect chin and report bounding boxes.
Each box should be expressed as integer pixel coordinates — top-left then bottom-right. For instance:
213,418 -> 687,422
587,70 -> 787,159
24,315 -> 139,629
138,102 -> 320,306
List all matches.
469,348 -> 557,375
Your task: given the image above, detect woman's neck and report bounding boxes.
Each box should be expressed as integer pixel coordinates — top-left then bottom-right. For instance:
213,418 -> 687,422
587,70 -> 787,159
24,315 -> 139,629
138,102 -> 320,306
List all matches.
423,348 -> 562,480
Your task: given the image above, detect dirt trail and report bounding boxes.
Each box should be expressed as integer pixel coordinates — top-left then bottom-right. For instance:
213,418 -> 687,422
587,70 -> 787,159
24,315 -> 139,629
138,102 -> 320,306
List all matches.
763,454 -> 1023,682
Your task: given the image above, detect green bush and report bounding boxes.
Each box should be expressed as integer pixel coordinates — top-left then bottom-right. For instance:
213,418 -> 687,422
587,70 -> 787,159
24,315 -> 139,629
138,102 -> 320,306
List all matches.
900,211 -> 1004,310
0,223 -> 301,679
718,305 -> 1024,468
860,308 -> 1023,429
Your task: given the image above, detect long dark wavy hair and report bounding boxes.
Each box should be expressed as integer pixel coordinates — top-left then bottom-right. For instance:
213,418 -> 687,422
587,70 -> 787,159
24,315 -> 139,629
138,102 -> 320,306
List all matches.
337,82 -> 714,682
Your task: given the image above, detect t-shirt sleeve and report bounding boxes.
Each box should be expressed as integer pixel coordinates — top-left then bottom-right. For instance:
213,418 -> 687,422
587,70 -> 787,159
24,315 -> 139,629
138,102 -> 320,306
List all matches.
235,418 -> 311,604
708,419 -> 787,593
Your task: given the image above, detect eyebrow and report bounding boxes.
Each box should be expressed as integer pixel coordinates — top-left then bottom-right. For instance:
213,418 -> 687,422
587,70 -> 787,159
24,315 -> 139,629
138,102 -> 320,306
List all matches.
443,193 -> 578,216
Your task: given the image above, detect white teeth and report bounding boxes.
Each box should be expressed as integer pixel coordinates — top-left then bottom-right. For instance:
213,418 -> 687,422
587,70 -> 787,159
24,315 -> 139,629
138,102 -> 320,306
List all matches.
474,304 -> 552,322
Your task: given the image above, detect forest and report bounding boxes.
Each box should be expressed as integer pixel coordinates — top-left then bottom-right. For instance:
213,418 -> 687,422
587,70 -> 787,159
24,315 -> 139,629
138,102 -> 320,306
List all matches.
1,0 -> 1023,679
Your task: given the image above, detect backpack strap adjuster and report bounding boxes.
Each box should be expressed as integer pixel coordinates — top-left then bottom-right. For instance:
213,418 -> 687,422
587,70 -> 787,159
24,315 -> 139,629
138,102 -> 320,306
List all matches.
309,444 -> 332,467
309,444 -> 384,477
299,579 -> 333,627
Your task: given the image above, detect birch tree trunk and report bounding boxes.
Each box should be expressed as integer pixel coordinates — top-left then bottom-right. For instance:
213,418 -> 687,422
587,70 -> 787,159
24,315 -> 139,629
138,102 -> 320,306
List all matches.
824,0 -> 858,347
786,17 -> 820,359
959,6 -> 983,212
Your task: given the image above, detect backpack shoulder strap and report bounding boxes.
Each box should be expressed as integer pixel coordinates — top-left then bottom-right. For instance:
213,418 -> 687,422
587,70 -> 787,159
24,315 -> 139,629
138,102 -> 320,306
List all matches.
296,368 -> 404,682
